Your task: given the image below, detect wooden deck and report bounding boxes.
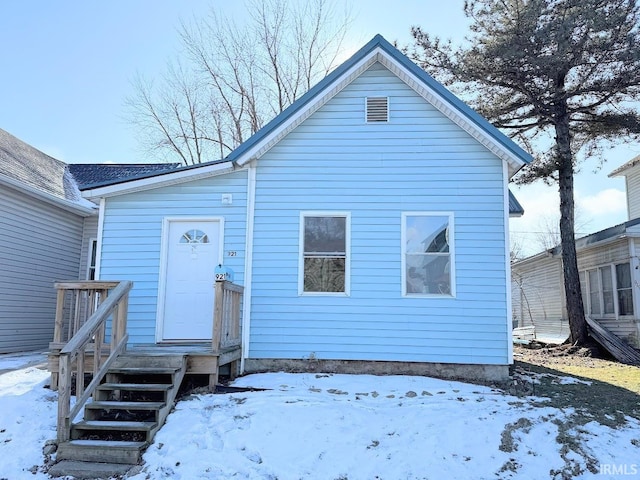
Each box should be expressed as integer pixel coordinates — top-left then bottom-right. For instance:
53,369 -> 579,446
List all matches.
48,279 -> 244,447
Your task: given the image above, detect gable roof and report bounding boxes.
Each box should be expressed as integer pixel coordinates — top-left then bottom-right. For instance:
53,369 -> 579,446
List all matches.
0,128 -> 95,215
83,34 -> 532,200
227,34 -> 532,176
68,163 -> 181,190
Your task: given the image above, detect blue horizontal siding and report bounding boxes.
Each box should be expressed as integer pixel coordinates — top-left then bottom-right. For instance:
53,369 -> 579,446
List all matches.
99,170 -> 248,344
248,62 -> 510,365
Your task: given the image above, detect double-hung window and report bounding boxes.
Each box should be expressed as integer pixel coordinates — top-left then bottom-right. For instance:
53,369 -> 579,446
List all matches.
616,263 -> 633,315
402,213 -> 455,297
300,213 -> 350,295
581,263 -> 634,317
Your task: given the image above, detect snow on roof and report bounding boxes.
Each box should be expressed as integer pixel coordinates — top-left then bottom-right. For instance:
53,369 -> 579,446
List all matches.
0,128 -> 83,202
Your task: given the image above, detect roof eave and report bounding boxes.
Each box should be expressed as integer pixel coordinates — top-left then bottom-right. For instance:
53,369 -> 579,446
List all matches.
0,173 -> 96,217
608,154 -> 640,177
82,161 -> 236,199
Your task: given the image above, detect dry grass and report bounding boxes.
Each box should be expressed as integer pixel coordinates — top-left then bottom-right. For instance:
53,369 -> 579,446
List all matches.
512,344 -> 640,423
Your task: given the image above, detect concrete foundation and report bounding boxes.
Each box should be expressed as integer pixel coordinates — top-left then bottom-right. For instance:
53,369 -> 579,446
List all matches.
243,358 -> 510,383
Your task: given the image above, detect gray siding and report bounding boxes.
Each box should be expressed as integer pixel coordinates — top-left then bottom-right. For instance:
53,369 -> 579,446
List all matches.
0,184 -> 84,353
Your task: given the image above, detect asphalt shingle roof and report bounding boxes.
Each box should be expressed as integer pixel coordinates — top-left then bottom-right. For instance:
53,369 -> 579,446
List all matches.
0,128 -> 82,202
68,163 -> 181,190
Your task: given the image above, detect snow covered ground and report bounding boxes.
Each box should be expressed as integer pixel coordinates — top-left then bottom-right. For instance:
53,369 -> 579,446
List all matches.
0,353 -> 638,479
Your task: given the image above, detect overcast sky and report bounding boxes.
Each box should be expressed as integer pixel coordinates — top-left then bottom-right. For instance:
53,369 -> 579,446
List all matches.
1,0 -> 637,257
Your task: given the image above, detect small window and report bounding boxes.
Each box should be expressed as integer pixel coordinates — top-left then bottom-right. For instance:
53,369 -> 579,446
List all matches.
402,213 -> 455,296
366,97 -> 389,123
616,263 -> 634,315
180,229 -> 209,244
87,239 -> 98,280
300,213 -> 350,294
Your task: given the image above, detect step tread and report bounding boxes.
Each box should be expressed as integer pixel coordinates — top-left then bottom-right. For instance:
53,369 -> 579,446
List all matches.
85,400 -> 165,410
108,367 -> 181,374
65,439 -> 147,449
98,383 -> 172,391
48,460 -> 133,479
73,420 -> 156,431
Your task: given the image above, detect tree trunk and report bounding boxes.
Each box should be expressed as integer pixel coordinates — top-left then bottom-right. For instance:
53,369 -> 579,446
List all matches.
555,118 -> 589,345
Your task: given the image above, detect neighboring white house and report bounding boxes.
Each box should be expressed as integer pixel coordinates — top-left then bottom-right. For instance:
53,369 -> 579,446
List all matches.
82,35 -> 532,381
512,156 -> 640,348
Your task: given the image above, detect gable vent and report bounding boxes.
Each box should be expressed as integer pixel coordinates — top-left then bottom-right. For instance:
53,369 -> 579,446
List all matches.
366,96 -> 389,123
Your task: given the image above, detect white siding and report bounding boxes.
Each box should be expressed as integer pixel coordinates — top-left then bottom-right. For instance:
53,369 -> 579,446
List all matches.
511,256 -> 565,328
99,171 -> 248,345
579,239 -> 639,347
514,239 -> 640,348
625,168 -> 640,220
0,184 -> 84,353
576,240 -> 629,270
249,62 -> 511,365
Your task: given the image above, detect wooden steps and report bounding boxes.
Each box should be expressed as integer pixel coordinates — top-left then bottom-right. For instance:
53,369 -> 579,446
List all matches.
55,354 -> 187,469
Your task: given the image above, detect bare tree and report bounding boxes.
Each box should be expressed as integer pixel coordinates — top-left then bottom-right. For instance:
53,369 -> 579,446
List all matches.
126,0 -> 351,165
534,207 -> 592,252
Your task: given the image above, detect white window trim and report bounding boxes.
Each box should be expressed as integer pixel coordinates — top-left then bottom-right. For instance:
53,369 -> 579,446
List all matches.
298,211 -> 351,296
86,237 -> 98,280
581,262 -> 634,318
401,212 -> 456,298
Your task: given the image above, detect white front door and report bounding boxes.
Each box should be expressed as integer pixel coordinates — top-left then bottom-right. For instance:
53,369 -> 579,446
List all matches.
160,219 -> 221,341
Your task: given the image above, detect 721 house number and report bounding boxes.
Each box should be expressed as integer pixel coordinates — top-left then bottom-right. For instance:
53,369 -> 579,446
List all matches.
227,251 -> 237,257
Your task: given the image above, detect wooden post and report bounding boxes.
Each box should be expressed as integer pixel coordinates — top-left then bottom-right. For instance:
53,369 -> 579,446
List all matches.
53,288 -> 65,344
57,354 -> 71,443
212,281 -> 224,353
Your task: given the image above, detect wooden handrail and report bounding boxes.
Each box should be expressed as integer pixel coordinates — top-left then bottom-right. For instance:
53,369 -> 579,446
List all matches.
56,280 -> 133,443
213,280 -> 243,352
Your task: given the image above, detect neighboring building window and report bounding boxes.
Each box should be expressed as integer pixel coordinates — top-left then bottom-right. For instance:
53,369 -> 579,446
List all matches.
582,263 -> 633,317
616,263 -> 634,315
600,266 -> 615,314
300,213 -> 350,294
588,269 -> 601,315
180,229 -> 209,244
402,213 -> 454,296
87,239 -> 98,281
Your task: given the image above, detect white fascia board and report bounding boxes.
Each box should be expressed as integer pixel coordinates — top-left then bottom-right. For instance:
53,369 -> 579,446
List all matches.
378,55 -> 526,178
234,51 -> 380,166
82,161 -> 235,199
0,173 -> 97,217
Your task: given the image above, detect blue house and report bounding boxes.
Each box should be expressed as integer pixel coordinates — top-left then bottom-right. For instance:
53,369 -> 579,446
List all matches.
81,35 -> 531,382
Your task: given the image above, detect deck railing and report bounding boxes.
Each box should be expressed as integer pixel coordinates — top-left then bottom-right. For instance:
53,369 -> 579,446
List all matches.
213,280 -> 243,352
52,280 -> 133,442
